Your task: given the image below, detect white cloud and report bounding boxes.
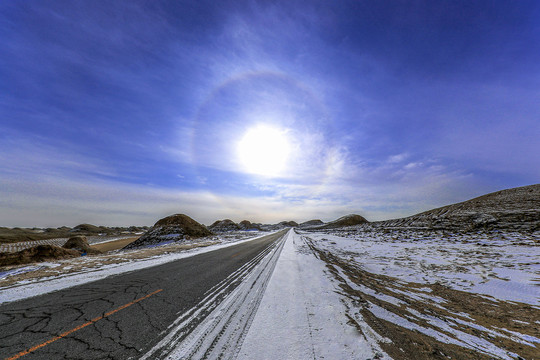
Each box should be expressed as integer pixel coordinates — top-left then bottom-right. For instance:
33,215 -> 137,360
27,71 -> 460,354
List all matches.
387,153 -> 409,163
404,162 -> 422,170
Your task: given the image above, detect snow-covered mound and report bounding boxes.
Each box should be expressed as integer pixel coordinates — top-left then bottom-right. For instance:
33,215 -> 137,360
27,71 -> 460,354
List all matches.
375,184 -> 540,231
125,214 -> 213,249
208,219 -> 240,232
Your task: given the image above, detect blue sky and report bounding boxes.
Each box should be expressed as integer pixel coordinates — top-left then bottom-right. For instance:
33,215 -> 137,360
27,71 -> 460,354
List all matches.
1,1 -> 539,227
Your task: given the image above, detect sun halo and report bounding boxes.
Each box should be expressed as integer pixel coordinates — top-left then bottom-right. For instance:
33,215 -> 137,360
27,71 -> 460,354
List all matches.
237,125 -> 290,177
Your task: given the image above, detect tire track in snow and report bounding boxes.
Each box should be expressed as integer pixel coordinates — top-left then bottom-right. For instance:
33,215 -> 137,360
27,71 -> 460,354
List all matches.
141,230 -> 287,359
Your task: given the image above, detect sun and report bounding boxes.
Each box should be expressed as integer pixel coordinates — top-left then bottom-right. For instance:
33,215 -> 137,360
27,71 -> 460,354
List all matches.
237,125 -> 290,176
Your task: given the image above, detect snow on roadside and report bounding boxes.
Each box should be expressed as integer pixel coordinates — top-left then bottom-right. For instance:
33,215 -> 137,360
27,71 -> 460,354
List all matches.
303,230 -> 539,305
300,229 -> 539,360
0,232 -> 272,305
238,229 -> 387,359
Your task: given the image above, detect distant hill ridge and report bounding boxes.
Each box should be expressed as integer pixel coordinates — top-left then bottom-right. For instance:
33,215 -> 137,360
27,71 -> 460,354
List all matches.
298,219 -> 324,228
374,184 -> 540,231
314,214 -> 368,229
0,224 -> 149,243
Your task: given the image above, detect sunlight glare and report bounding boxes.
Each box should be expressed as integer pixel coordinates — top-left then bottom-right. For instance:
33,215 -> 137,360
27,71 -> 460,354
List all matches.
237,125 -> 290,176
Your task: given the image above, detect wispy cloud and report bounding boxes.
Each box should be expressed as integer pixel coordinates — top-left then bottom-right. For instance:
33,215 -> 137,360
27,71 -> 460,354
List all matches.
0,134 -> 479,227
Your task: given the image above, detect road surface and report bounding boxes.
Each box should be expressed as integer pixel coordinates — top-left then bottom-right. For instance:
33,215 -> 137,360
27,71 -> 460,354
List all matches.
0,230 -> 287,359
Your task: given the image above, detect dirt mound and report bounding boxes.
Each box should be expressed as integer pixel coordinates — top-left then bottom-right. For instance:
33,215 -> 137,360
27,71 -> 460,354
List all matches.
238,220 -> 261,231
319,214 -> 368,229
375,184 -> 540,231
0,245 -> 80,267
208,219 -> 240,232
71,223 -> 109,234
125,214 -> 213,249
63,235 -> 101,254
151,213 -> 213,237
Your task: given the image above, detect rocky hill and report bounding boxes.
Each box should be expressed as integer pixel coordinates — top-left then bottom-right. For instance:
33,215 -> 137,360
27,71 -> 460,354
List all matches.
374,184 -> 540,232
125,214 -> 212,249
208,219 -> 240,232
238,220 -> 261,231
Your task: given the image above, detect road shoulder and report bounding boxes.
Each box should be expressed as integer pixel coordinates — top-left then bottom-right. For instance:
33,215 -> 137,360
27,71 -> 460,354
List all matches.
238,229 -> 377,359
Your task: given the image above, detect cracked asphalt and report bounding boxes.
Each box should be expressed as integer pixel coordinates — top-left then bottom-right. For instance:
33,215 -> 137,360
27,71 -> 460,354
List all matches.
0,230 -> 287,360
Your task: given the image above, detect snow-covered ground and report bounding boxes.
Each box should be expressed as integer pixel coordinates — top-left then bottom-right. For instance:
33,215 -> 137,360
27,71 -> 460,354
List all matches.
300,228 -> 539,360
238,229 -> 377,359
1,227 -> 538,359
303,229 -> 539,304
142,229 -> 386,359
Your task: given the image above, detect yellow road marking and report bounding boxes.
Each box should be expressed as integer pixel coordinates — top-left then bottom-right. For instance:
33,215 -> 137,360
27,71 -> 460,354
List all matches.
6,289 -> 163,360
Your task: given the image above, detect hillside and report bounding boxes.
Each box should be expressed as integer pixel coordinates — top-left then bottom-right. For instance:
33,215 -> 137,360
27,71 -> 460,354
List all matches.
374,184 -> 540,231
0,225 -> 148,243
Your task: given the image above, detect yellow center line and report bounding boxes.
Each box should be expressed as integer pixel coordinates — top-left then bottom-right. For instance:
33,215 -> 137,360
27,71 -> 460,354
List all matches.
230,251 -> 242,258
5,289 -> 163,360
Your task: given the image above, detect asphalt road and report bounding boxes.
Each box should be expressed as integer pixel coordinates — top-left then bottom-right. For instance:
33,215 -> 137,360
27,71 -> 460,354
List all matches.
0,230 -> 287,360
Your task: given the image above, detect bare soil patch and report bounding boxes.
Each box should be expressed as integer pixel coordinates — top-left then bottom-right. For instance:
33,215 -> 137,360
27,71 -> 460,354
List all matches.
91,237 -> 139,252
